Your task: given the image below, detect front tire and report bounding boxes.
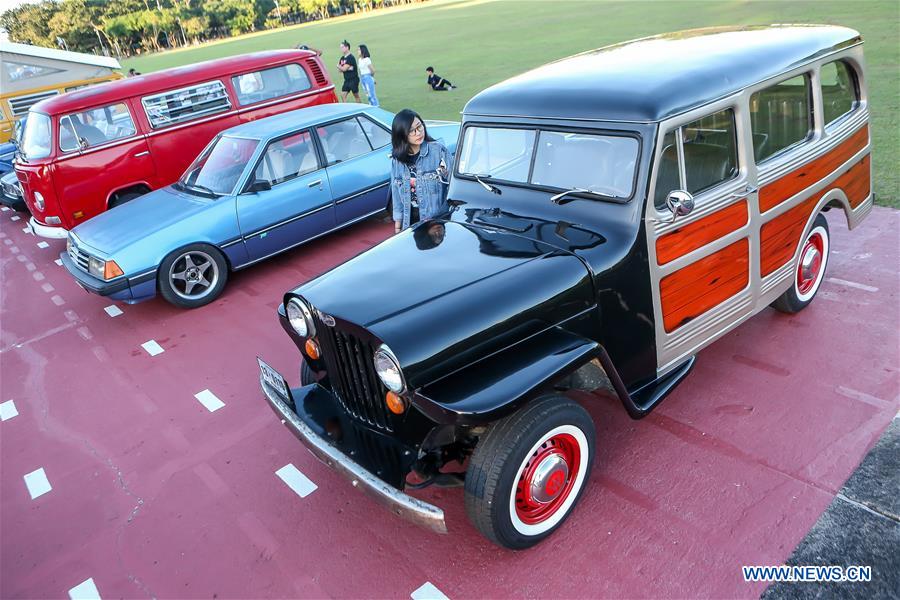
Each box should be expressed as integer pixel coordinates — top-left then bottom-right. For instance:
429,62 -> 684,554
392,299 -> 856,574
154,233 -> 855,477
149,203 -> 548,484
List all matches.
771,213 -> 830,314
158,244 -> 228,308
464,394 -> 595,550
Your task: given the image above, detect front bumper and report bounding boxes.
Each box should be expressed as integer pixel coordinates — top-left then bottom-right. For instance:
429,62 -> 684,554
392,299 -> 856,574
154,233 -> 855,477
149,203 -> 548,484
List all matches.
28,217 -> 68,239
260,375 -> 448,535
59,251 -> 129,296
0,190 -> 27,212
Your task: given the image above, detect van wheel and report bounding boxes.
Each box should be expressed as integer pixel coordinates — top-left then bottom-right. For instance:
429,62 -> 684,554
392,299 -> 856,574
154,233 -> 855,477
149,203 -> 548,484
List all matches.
464,394 -> 595,550
110,191 -> 143,209
158,244 -> 228,308
772,213 -> 830,314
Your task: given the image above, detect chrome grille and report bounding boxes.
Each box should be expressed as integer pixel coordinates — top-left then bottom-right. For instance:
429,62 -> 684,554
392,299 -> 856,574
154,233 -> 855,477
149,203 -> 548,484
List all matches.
314,314 -> 393,432
67,240 -> 91,273
1,179 -> 20,199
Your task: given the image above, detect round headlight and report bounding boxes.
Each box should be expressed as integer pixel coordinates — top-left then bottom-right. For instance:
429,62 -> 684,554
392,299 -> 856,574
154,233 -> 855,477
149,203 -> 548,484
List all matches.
286,298 -> 309,337
34,191 -> 45,211
374,347 -> 404,393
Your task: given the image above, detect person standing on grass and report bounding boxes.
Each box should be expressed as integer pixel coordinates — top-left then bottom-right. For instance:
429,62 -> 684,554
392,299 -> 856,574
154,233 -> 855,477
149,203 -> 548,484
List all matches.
390,109 -> 454,233
426,66 -> 456,91
358,44 -> 379,107
337,40 -> 361,102
295,43 -> 322,56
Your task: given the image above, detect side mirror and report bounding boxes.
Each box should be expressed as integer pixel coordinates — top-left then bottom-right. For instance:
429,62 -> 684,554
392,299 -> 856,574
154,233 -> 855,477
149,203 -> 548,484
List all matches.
246,179 -> 272,193
78,137 -> 89,151
665,190 -> 694,222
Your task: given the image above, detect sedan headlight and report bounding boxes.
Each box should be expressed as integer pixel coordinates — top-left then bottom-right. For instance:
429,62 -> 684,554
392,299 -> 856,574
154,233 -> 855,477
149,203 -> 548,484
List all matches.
33,191 -> 44,211
374,346 -> 404,393
88,256 -> 124,280
286,297 -> 313,338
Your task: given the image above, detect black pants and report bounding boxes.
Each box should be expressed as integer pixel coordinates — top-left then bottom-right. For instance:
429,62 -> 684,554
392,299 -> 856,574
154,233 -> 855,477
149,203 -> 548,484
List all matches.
431,78 -> 453,91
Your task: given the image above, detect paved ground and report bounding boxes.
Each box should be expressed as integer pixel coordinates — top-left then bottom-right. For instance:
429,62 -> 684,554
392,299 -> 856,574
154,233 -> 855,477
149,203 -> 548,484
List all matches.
1,206 -> 898,599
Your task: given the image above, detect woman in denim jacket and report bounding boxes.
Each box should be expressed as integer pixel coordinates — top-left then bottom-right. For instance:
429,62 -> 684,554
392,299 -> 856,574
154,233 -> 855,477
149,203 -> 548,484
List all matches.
390,109 -> 453,233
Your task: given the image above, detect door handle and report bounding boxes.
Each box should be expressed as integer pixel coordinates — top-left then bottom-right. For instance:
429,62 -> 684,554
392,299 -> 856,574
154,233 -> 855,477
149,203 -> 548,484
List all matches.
308,179 -> 322,188
728,184 -> 758,199
133,151 -> 150,158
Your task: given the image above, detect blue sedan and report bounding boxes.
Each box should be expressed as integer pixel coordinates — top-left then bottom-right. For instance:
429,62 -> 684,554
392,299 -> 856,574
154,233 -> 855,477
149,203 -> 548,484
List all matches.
61,104 -> 459,308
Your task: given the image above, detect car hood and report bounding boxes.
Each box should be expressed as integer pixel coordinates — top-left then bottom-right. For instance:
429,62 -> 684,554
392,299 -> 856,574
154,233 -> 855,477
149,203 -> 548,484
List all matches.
294,220 -> 595,388
71,186 -> 219,256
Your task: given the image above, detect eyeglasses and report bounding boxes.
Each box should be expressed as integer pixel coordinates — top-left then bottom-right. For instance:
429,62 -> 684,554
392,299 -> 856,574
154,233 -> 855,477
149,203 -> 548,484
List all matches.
409,123 -> 425,135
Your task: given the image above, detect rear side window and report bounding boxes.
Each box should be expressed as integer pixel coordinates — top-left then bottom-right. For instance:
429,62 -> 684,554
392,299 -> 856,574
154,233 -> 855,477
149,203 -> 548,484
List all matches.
318,118 -> 373,164
142,80 -> 231,129
654,108 -> 738,209
232,64 -> 312,106
254,130 -> 318,186
821,60 -> 859,127
750,75 -> 812,163
358,116 -> 391,149
59,103 -> 137,152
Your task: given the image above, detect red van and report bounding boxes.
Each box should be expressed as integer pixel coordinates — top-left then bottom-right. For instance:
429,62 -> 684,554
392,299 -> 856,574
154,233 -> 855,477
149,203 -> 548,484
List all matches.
16,49 -> 337,238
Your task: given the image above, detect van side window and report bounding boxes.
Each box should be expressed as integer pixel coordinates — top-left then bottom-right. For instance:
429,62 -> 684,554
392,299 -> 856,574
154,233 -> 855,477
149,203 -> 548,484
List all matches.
317,118 -> 372,165
142,81 -> 231,129
232,64 -> 312,106
821,60 -> 859,127
750,75 -> 812,163
59,102 -> 137,152
254,130 -> 318,186
653,108 -> 738,210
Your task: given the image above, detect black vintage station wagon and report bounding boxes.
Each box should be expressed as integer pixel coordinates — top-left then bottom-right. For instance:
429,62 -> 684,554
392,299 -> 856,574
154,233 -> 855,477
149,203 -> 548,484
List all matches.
259,25 -> 872,549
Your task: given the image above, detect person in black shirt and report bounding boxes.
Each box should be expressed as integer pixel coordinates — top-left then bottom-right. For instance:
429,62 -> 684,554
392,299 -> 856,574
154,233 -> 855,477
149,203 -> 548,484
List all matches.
425,66 -> 456,91
337,40 -> 361,102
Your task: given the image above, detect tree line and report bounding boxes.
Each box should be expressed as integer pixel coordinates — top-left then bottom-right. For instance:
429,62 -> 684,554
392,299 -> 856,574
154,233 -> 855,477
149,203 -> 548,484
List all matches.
1,0 -> 426,58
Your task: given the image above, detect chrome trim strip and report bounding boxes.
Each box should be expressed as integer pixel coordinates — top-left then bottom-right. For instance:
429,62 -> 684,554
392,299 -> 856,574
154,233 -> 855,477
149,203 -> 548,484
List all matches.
220,237 -> 243,248
260,378 -> 447,534
244,203 -> 332,239
128,268 -> 156,283
27,216 -> 67,239
334,181 -> 389,205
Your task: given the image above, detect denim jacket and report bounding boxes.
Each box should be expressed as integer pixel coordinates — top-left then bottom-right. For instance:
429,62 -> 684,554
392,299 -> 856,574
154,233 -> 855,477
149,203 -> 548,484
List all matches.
391,141 -> 454,229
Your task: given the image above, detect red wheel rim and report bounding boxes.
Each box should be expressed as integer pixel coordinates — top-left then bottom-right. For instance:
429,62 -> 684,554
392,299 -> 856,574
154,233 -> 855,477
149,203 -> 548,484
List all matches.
515,433 -> 581,525
797,232 -> 824,295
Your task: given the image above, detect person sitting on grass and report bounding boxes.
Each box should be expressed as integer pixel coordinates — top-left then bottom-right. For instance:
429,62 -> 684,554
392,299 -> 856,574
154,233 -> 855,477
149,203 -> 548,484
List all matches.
426,66 -> 456,91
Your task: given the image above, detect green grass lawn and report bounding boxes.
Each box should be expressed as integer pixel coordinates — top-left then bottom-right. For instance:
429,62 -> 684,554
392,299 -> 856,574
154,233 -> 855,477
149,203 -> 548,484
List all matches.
125,0 -> 899,207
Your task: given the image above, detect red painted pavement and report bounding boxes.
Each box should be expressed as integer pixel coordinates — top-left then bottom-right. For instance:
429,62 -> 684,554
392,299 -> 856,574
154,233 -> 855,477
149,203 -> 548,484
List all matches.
1,208 -> 897,599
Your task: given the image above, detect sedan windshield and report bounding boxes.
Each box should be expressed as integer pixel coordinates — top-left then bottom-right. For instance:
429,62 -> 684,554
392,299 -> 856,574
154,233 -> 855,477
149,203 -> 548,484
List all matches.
179,135 -> 259,196
21,111 -> 52,160
457,126 -> 640,200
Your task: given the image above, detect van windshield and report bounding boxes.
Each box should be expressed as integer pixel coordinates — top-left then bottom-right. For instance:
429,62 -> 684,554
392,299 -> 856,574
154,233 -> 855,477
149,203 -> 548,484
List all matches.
178,135 -> 259,196
20,112 -> 52,160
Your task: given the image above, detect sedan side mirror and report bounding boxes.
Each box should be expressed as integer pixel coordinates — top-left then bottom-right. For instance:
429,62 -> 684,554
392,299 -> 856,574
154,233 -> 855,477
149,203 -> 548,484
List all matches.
246,179 -> 272,194
665,190 -> 694,223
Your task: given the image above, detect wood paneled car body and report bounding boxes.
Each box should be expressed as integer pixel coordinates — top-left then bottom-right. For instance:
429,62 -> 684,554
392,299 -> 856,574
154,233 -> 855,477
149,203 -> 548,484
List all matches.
259,25 -> 873,549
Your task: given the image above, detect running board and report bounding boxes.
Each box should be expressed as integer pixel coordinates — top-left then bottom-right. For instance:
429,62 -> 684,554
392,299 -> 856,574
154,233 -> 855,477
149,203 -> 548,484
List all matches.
596,349 -> 696,419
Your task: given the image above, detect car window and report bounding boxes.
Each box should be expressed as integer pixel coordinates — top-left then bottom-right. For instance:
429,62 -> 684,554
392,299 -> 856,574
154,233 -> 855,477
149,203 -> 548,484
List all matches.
750,75 -> 812,163
457,127 -> 534,183
654,108 -> 738,210
532,131 -> 637,199
254,131 -> 318,186
358,116 -> 391,149
232,64 -> 312,106
821,60 -> 859,128
143,80 -> 231,129
318,118 -> 372,165
181,135 -> 259,196
21,111 -> 52,159
58,102 -> 137,152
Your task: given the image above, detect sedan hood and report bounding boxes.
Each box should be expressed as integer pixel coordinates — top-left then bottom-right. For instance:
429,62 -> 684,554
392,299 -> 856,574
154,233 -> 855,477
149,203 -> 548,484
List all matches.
71,186 -> 216,255
295,220 -> 594,387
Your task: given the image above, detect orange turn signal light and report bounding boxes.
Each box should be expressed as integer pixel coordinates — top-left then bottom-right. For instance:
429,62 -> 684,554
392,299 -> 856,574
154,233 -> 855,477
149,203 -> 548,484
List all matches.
104,260 -> 124,279
304,339 -> 321,360
385,391 -> 407,415
73,210 -> 84,219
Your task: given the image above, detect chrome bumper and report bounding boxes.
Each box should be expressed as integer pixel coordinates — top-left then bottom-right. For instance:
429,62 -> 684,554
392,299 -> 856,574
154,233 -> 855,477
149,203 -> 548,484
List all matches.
260,377 -> 448,534
28,217 -> 67,239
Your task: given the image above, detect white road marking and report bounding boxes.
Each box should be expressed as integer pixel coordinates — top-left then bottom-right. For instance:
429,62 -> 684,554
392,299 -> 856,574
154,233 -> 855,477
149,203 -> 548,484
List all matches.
3,239 -> 11,245
55,258 -> 63,266
51,295 -> 65,306
11,215 -> 20,221
0,206 -> 8,211
104,305 -> 123,317
275,464 -> 317,498
25,262 -> 35,271
22,227 -> 30,233
141,340 -> 164,356
42,283 -> 55,293
37,241 -> 49,249
24,468 -> 52,499
33,272 -> 45,281
411,582 -> 450,600
194,389 -> 225,412
68,577 -> 101,599
1,399 -> 19,421
826,277 -> 878,293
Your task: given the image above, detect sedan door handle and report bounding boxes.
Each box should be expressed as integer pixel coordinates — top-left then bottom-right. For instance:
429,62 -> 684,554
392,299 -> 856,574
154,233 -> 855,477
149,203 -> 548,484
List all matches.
133,151 -> 150,158
308,179 -> 322,188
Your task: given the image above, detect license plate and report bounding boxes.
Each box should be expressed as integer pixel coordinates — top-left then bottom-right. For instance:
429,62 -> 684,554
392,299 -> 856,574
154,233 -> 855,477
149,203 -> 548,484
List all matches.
258,357 -> 291,402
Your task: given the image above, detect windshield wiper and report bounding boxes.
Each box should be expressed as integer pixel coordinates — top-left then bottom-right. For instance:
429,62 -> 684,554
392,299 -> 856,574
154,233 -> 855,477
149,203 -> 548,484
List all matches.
550,187 -> 605,205
186,183 -> 220,197
464,172 -> 501,195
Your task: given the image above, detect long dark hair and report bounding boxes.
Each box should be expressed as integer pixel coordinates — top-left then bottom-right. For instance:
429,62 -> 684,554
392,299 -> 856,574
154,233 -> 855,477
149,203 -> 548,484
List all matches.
359,44 -> 371,59
391,108 -> 434,164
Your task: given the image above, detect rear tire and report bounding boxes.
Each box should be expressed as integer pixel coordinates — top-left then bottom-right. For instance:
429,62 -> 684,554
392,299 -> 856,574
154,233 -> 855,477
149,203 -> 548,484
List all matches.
158,244 -> 228,309
771,213 -> 830,314
464,394 -> 595,550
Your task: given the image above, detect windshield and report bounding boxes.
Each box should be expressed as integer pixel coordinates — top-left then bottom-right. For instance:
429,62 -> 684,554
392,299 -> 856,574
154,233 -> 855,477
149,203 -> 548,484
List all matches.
457,126 -> 640,200
21,112 -> 52,160
179,135 -> 259,196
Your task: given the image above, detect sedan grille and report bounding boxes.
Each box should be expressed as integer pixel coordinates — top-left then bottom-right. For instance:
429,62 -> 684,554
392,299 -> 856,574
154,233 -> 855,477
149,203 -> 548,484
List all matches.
313,314 -> 393,432
67,241 -> 91,273
1,179 -> 21,199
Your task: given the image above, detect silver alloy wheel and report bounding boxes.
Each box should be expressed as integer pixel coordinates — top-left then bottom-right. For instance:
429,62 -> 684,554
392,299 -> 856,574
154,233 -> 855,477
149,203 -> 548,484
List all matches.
168,250 -> 219,300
